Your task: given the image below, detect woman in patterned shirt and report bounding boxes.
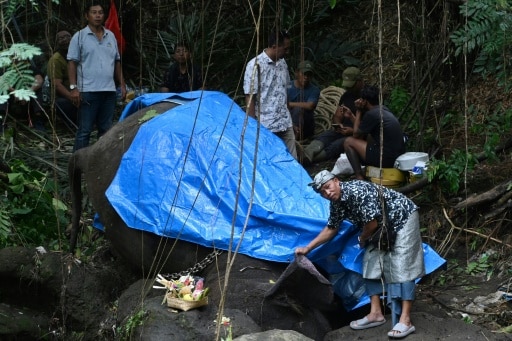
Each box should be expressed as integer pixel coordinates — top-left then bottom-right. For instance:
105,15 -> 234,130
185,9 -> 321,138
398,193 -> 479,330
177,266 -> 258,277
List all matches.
295,170 -> 425,339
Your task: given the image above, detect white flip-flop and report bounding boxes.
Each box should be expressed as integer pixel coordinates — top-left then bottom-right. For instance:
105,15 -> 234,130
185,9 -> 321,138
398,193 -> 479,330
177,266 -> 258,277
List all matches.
387,322 -> 416,338
349,316 -> 387,330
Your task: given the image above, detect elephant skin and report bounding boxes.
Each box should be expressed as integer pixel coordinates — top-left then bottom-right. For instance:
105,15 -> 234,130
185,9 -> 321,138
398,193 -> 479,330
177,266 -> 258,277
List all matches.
68,101 -> 213,276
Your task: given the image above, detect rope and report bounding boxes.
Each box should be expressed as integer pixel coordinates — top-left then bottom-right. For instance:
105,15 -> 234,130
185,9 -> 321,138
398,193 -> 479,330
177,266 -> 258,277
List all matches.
312,86 -> 345,136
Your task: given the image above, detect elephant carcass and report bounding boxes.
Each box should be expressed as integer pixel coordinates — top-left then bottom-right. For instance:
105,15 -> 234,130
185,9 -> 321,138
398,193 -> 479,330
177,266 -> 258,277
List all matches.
68,101 -> 213,274
68,99 -> 345,340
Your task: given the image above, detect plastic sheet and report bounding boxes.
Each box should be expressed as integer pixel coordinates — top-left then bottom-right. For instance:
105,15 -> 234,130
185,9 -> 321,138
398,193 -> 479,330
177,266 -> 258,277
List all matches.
103,91 -> 446,310
106,91 -> 330,263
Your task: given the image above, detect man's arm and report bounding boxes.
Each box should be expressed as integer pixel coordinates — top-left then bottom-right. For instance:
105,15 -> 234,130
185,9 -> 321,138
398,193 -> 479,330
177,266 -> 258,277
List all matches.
352,108 -> 364,138
46,57 -> 67,99
358,219 -> 378,247
67,60 -> 77,87
295,225 -> 338,256
349,98 -> 367,139
114,60 -> 126,100
333,106 -> 356,136
67,61 -> 80,107
288,100 -> 316,112
53,78 -> 73,100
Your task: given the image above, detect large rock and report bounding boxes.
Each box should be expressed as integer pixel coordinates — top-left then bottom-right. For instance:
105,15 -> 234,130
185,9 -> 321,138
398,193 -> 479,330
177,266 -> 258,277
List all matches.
234,329 -> 314,341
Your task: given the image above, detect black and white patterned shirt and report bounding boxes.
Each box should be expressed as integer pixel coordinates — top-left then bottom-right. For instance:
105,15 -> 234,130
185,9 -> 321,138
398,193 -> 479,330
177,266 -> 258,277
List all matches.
327,180 -> 418,231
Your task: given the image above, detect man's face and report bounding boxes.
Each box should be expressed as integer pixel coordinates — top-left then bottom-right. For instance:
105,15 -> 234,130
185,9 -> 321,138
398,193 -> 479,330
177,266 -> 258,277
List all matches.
173,46 -> 191,64
56,31 -> 71,49
297,70 -> 312,88
86,5 -> 105,26
319,179 -> 341,201
275,38 -> 291,60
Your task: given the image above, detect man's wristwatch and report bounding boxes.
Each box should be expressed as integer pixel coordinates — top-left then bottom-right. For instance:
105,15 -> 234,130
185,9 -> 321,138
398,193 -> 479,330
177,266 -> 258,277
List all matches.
69,84 -> 77,90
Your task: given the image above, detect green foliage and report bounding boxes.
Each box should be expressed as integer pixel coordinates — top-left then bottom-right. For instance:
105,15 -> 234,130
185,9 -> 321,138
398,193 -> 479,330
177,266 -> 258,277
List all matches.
467,103 -> 512,161
307,38 -> 364,83
386,86 -> 411,115
466,252 -> 493,278
138,1 -> 362,95
0,43 -> 42,104
434,254 -> 492,287
0,159 -> 68,248
433,259 -> 468,287
279,1 -> 364,75
385,86 -> 415,132
462,315 -> 474,324
450,0 -> 512,86
0,210 -> 10,244
117,309 -> 148,339
1,0 -> 60,18
428,149 -> 478,194
439,109 -> 464,129
384,86 -> 421,144
0,43 -> 42,64
143,7 -> 253,95
427,101 -> 512,194
138,109 -> 160,124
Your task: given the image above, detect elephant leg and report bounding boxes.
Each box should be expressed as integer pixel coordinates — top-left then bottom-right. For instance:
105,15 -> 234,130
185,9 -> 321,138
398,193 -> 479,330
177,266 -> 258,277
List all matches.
68,150 -> 86,253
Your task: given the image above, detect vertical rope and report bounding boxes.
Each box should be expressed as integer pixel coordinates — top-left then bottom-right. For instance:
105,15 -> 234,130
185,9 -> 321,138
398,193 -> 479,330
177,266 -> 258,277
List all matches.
297,0 -> 305,143
376,0 -> 387,300
377,0 -> 384,174
137,0 -> 142,90
462,0 -> 469,262
396,0 -> 401,45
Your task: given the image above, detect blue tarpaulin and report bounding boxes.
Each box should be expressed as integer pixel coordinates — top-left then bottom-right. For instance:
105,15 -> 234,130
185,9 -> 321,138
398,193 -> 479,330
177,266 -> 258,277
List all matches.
104,91 -> 445,310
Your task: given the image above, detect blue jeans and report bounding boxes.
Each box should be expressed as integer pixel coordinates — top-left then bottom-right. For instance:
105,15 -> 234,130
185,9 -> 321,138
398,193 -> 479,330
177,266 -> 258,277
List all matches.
74,91 -> 116,151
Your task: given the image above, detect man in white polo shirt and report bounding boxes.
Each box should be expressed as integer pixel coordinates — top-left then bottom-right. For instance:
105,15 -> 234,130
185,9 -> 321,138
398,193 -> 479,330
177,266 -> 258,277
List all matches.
67,2 -> 126,151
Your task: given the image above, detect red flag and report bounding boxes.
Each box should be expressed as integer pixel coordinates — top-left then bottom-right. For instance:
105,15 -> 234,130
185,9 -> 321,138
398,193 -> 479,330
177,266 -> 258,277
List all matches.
105,0 -> 126,54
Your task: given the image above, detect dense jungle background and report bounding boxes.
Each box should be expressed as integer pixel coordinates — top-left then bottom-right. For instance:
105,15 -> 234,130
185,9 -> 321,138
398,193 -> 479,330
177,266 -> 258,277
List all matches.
0,0 -> 511,340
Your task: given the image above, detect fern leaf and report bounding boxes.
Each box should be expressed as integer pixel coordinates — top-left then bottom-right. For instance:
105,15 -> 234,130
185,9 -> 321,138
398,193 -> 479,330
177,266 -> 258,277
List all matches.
10,89 -> 37,102
0,209 -> 12,244
0,43 -> 41,63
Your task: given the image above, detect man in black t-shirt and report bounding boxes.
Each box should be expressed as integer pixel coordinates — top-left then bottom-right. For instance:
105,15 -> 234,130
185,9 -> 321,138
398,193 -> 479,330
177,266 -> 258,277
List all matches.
160,42 -> 203,93
343,85 -> 405,180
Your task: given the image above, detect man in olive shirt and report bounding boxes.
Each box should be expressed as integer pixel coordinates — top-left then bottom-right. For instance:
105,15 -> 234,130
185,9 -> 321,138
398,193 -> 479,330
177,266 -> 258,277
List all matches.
47,30 -> 77,128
